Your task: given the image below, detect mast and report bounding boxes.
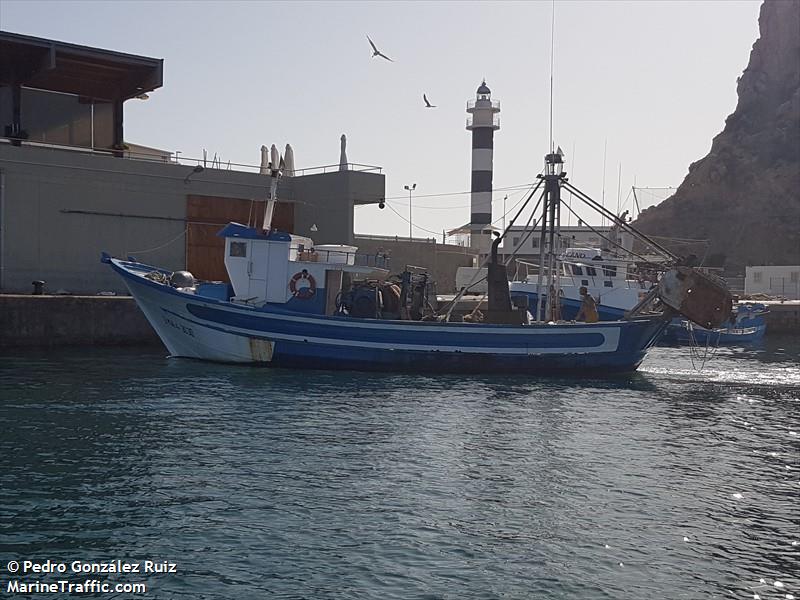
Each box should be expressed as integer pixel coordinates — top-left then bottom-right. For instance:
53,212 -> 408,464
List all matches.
542,150 -> 565,322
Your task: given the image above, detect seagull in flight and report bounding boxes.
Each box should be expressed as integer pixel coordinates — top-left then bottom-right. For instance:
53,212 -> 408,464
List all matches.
367,35 -> 393,62
423,94 -> 436,108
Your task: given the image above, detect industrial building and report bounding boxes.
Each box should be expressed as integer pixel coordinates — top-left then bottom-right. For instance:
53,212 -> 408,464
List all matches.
0,31 -> 385,294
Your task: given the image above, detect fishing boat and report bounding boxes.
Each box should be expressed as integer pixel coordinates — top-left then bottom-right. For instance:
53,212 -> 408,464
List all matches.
104,151 -> 733,374
509,253 -> 768,344
659,302 -> 769,344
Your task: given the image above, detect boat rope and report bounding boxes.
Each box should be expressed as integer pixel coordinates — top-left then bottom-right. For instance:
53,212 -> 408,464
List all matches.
126,227 -> 188,256
687,323 -> 721,371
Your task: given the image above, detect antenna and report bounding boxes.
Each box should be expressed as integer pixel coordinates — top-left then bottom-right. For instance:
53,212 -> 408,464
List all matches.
548,0 -> 556,153
601,139 -> 607,227
567,140 -> 576,226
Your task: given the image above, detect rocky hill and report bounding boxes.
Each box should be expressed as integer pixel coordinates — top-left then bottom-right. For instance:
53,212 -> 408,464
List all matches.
634,0 -> 800,272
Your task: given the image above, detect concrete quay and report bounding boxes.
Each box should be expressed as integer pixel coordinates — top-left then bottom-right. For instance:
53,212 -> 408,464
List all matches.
0,295 -> 160,348
762,300 -> 800,333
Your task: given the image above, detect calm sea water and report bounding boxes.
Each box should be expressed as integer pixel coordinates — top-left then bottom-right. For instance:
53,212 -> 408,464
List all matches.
1,338 -> 798,599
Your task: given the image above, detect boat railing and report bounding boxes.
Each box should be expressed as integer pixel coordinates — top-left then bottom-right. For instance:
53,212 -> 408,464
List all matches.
682,321 -> 759,335
353,253 -> 390,269
523,272 -> 651,290
292,246 -> 390,269
559,273 -> 650,290
516,259 -> 651,290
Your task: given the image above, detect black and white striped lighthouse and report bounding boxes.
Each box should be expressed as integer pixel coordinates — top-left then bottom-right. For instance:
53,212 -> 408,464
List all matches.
466,80 -> 500,255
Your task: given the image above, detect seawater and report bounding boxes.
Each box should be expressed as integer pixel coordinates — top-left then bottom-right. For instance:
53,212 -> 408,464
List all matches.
1,338 -> 798,599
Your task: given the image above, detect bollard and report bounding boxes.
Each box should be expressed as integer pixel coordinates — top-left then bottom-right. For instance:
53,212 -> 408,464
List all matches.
32,280 -> 45,295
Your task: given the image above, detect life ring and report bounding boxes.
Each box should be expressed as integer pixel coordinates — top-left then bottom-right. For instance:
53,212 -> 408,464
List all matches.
289,270 -> 316,299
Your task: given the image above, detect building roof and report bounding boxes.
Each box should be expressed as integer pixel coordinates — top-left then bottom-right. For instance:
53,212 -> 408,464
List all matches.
0,30 -> 163,101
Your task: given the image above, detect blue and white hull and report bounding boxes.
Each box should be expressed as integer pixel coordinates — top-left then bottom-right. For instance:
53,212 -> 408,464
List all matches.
509,290 -> 628,322
109,258 -> 668,374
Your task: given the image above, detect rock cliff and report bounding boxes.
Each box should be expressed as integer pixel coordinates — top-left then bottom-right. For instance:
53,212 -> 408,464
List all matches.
634,0 -> 800,271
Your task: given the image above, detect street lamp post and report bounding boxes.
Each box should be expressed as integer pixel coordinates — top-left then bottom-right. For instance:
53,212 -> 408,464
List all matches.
404,183 -> 416,240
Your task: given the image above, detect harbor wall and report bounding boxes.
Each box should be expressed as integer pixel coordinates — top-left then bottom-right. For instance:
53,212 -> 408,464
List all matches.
0,143 -> 385,295
763,301 -> 800,333
0,143 -> 273,295
0,294 -> 162,348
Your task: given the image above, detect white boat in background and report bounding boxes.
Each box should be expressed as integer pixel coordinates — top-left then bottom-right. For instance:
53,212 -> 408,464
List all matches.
509,246 -> 654,321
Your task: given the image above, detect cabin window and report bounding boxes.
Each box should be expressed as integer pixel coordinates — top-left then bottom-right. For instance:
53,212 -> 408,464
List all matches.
581,279 -> 589,286
602,265 -> 617,277
229,241 -> 247,257
586,266 -> 597,276
604,280 -> 613,287
571,265 -> 583,276
753,271 -> 762,283
531,238 -> 539,248
512,237 -> 520,247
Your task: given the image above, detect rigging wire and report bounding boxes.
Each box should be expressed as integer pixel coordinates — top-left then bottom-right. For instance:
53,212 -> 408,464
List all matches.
381,182 -> 535,203
379,185 -> 532,211
562,180 -> 678,261
503,192 -> 546,267
382,201 -> 444,237
368,182 -> 537,240
559,201 -> 661,266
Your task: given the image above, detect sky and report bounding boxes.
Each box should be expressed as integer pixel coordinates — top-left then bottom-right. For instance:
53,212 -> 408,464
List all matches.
0,0 -> 761,238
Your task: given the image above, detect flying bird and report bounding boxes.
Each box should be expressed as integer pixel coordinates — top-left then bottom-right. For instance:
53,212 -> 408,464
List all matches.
366,35 -> 393,62
423,94 -> 436,108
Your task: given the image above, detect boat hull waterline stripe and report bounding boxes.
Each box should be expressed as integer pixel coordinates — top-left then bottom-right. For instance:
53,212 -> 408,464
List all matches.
167,307 -> 621,355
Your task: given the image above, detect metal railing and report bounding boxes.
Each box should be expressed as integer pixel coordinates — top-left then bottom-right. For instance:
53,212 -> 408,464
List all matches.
0,137 -> 382,177
290,163 -> 382,176
467,99 -> 501,111
766,277 -> 800,300
354,253 -> 390,269
466,116 -> 500,129
355,233 -> 438,244
291,245 -> 390,269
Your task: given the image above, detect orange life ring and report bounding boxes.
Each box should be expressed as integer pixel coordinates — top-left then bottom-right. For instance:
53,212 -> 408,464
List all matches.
289,270 -> 316,299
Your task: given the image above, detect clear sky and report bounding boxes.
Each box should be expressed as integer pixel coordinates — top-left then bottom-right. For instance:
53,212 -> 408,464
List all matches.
1,0 -> 761,238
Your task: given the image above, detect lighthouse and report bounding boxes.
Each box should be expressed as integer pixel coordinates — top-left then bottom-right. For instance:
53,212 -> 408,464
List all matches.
466,80 -> 500,255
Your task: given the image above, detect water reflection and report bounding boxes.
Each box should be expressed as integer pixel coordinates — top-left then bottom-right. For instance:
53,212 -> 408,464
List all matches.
1,340 -> 798,599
